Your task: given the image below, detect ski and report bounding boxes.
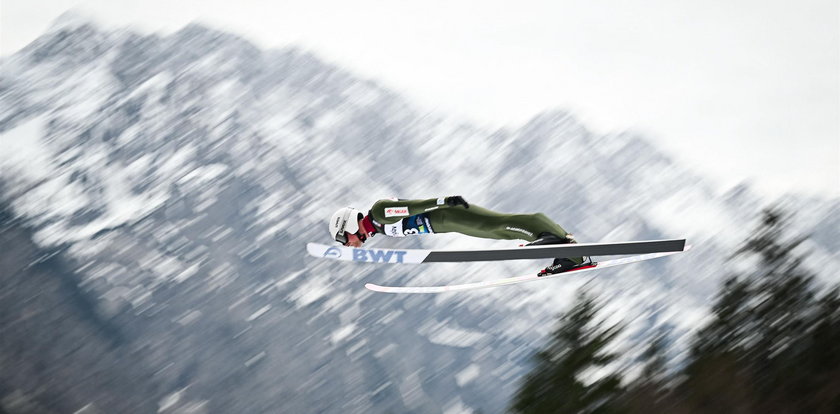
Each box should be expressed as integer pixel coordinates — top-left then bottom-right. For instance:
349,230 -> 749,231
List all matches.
364,249 -> 688,294
306,239 -> 686,264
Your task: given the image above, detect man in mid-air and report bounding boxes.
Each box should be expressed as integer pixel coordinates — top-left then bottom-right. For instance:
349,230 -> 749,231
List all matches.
329,196 -> 593,275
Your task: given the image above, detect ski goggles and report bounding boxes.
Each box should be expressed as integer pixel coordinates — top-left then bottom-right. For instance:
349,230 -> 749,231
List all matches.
335,231 -> 349,245
338,231 -> 367,245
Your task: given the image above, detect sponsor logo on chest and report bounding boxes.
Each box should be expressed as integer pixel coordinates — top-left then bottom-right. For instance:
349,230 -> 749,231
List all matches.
384,221 -> 405,237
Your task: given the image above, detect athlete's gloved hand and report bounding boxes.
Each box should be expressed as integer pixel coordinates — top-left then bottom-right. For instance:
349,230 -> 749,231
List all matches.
446,196 -> 469,209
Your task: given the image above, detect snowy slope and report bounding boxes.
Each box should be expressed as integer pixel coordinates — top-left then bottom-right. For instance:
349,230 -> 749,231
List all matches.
1,18 -> 837,414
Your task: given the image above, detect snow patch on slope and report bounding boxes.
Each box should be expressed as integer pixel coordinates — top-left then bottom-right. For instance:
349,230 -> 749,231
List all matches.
420,319 -> 487,348
1,116 -> 54,182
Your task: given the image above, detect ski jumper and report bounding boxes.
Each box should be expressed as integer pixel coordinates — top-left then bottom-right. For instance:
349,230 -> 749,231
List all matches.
367,198 -> 572,243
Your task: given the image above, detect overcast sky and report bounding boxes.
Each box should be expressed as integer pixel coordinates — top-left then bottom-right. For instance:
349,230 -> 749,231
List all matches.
3,0 -> 838,198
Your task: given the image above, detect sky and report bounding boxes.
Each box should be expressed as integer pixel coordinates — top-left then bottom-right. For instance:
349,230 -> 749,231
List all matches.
2,0 -> 838,198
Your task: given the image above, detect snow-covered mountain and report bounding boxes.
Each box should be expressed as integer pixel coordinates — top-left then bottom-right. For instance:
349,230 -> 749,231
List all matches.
1,16 -> 837,413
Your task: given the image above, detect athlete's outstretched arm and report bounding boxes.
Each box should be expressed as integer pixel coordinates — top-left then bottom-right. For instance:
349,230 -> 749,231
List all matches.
370,197 -> 468,224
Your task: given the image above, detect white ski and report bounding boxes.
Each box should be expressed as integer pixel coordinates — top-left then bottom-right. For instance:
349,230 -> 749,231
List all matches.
307,239 -> 686,264
364,248 -> 689,294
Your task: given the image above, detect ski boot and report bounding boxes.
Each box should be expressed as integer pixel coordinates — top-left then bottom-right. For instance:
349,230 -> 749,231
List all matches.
526,232 -> 576,246
527,233 -> 596,276
537,256 -> 595,276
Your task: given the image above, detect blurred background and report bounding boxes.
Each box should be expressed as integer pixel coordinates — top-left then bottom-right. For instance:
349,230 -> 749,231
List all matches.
1,2 -> 838,413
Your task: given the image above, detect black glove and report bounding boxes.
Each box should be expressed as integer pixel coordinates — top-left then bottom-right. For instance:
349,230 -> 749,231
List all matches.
446,196 -> 469,209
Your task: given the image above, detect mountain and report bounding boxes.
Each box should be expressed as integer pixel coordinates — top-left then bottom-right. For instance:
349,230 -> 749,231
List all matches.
1,16 -> 837,413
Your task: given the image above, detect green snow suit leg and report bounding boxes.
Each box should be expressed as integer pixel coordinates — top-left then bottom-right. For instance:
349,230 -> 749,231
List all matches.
427,205 -> 584,264
368,198 -> 583,264
429,205 -> 569,242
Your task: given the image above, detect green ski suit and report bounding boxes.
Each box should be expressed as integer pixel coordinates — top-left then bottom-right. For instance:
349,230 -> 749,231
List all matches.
368,197 -> 573,245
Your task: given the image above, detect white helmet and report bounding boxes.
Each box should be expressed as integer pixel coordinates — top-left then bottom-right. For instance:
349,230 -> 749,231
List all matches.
329,207 -> 363,244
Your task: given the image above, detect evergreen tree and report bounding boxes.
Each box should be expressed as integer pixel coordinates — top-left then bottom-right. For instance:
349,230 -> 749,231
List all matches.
638,327 -> 669,387
510,289 -> 623,414
682,207 -> 822,412
802,286 -> 840,412
617,326 -> 687,413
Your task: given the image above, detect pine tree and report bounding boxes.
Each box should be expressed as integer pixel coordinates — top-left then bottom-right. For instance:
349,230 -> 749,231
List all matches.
616,325 -> 691,413
803,286 -> 840,412
682,275 -> 757,413
510,289 -> 623,414
638,327 -> 669,387
682,207 -> 821,412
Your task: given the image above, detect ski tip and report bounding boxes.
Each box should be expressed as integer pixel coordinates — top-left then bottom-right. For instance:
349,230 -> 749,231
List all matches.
306,242 -> 338,259
364,283 -> 389,293
305,242 -> 320,256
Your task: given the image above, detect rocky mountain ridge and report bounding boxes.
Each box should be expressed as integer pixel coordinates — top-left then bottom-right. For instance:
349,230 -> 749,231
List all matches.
1,18 -> 837,414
